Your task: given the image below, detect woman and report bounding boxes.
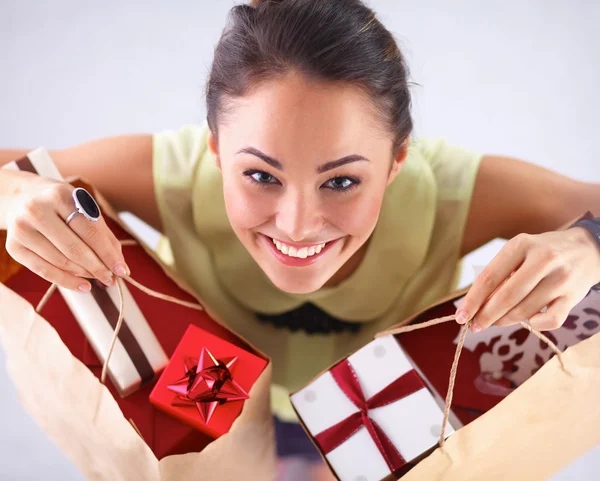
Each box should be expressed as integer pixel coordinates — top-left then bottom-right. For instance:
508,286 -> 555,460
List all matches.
1,0 -> 599,472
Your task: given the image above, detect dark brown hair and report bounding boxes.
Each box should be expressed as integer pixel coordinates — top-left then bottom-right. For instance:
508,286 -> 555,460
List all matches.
206,0 -> 412,158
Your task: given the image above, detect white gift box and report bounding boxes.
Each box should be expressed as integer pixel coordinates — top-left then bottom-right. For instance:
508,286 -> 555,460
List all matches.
2,148 -> 168,397
291,335 -> 461,481
2,147 -> 64,179
60,279 -> 169,397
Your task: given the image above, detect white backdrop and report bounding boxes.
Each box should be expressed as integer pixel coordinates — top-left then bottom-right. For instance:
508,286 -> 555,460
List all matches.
1,1 -> 599,479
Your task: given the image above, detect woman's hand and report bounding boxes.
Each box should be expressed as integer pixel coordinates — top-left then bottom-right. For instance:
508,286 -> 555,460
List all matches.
5,177 -> 130,292
455,228 -> 600,332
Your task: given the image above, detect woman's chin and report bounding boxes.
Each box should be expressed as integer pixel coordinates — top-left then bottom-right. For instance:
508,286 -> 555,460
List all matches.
258,264 -> 329,294
267,274 -> 325,295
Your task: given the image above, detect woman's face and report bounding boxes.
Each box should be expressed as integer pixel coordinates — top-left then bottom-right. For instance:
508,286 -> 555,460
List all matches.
208,73 -> 406,294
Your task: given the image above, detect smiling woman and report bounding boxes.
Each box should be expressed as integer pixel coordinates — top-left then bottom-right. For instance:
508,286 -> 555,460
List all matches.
2,0 -> 598,449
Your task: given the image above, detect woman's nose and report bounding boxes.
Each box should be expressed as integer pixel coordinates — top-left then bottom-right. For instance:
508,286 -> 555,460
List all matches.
275,190 -> 322,242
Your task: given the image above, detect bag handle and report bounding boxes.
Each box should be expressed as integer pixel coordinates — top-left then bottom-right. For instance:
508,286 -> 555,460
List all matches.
33,238 -> 205,386
376,315 -> 568,450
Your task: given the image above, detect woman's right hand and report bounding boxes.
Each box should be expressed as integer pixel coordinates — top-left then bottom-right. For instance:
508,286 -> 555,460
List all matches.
5,176 -> 130,292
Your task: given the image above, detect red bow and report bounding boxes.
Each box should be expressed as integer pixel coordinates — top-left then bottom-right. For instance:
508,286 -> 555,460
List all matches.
314,359 -> 425,476
168,347 -> 249,424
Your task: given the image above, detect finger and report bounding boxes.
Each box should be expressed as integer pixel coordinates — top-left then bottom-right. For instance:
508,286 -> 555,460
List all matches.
7,243 -> 92,292
30,209 -> 116,287
470,255 -> 550,331
14,224 -> 95,278
456,234 -> 533,325
65,211 -> 129,278
492,275 -> 559,327
55,187 -> 130,278
529,296 -> 573,331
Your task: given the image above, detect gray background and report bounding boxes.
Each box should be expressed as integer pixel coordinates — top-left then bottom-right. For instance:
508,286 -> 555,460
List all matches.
1,0 -> 599,479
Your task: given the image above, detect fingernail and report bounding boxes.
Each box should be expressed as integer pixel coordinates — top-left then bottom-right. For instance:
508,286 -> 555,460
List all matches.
103,276 -> 115,287
471,322 -> 483,333
78,283 -> 91,292
456,309 -> 469,323
114,263 -> 127,277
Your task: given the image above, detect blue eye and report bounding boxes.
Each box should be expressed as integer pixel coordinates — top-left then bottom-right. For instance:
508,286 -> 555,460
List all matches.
245,170 -> 280,185
324,177 -> 359,191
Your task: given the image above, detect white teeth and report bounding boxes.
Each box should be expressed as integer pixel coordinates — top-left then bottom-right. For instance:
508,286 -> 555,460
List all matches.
271,238 -> 328,258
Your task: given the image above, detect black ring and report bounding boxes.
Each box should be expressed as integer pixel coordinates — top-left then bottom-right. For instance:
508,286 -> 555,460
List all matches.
72,187 -> 101,222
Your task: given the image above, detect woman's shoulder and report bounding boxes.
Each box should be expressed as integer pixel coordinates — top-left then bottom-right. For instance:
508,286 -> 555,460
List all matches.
407,136 -> 484,199
152,123 -> 221,248
152,123 -> 211,188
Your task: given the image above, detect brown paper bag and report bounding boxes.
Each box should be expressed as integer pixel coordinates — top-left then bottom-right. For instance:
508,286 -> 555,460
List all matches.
290,211 -> 600,481
398,320 -> 600,481
0,178 -> 277,481
387,211 -> 600,480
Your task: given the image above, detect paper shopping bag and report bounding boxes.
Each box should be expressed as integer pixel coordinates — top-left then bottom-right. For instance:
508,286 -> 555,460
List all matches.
391,297 -> 600,481
0,176 -> 277,481
386,212 -> 600,480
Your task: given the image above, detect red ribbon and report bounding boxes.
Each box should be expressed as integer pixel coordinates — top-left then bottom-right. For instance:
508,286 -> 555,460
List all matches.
314,359 -> 425,476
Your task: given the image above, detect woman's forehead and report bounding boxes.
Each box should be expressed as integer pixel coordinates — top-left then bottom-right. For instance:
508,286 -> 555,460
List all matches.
219,76 -> 392,157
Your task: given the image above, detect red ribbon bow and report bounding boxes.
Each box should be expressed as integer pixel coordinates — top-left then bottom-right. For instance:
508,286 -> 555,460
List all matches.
168,347 -> 249,424
314,359 -> 425,476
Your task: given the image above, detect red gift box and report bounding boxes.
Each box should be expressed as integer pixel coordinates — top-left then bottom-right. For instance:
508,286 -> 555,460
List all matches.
3,214 -> 255,459
150,324 -> 268,439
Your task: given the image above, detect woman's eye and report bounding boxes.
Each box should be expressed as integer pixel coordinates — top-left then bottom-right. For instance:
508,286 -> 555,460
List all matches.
324,177 -> 359,191
245,170 -> 280,185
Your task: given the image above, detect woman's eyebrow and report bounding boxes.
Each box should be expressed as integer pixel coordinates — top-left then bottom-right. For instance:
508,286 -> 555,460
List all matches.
237,147 -> 370,173
237,147 -> 283,170
317,155 -> 370,173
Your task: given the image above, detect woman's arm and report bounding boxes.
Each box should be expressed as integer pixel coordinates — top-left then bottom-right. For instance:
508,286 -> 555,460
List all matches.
0,135 -> 162,232
460,155 -> 599,257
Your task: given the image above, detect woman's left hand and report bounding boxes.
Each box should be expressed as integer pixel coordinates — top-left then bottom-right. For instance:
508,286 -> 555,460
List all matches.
455,228 -> 600,332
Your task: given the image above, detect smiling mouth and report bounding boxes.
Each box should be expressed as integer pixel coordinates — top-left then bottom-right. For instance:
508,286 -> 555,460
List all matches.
260,234 -> 339,266
270,238 -> 328,259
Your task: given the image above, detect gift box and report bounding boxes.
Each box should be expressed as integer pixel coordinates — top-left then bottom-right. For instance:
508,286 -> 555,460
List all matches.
149,324 -> 268,439
60,278 -> 169,397
290,335 -> 460,481
2,146 -> 64,178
